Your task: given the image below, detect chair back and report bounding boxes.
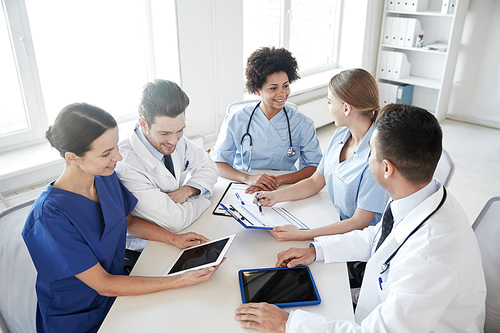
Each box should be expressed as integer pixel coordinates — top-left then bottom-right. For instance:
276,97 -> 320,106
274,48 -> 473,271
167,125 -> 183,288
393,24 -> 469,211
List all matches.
434,149 -> 455,187
226,99 -> 299,115
472,196 -> 500,333
0,199 -> 37,333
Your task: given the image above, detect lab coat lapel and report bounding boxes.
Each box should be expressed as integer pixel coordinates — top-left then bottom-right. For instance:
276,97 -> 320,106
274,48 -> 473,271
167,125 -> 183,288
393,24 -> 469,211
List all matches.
356,185 -> 445,323
129,125 -> 163,173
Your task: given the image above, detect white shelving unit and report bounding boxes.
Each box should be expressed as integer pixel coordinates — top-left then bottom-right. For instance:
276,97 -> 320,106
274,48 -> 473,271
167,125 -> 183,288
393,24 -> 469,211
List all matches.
376,0 -> 469,121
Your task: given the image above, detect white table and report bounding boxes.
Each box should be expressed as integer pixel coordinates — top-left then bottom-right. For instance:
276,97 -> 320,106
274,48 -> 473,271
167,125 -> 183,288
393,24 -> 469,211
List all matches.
99,176 -> 354,332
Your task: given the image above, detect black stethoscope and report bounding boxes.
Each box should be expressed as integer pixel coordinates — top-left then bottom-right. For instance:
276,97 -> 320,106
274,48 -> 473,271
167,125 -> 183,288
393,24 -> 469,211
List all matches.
240,101 -> 295,172
376,187 -> 447,274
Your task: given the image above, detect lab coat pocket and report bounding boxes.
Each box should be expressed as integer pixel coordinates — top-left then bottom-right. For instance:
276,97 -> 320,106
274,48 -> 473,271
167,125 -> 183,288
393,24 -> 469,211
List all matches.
377,275 -> 390,301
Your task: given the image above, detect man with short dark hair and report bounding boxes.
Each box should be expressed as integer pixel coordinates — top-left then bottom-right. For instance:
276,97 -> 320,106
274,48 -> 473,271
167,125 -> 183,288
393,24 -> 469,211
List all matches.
235,104 -> 486,333
116,79 -> 218,252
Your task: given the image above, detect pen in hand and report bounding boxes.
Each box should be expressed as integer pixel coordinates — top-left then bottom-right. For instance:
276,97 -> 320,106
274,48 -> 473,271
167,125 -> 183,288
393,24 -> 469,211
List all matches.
255,193 -> 263,215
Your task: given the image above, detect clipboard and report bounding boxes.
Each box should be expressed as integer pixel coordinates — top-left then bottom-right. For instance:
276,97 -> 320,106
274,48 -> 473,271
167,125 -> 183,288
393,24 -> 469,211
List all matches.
214,182 -> 308,230
213,182 -> 254,217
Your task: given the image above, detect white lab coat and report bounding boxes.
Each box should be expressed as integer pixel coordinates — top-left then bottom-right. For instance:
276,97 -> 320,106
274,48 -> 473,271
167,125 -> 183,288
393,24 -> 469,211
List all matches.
288,185 -> 486,333
116,125 -> 218,233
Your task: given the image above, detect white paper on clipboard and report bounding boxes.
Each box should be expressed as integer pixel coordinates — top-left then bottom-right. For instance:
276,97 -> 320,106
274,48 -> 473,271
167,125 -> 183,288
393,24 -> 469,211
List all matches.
232,204 -> 310,230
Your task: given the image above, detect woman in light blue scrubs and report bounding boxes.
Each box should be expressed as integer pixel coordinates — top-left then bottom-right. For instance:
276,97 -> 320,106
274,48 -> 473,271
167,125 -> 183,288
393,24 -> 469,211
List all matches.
256,68 -> 390,241
210,47 -> 322,194
22,103 -> 221,333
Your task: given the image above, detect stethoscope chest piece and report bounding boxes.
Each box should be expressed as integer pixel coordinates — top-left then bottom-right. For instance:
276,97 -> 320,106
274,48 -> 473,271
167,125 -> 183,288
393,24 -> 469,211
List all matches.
287,147 -> 296,157
380,263 -> 389,274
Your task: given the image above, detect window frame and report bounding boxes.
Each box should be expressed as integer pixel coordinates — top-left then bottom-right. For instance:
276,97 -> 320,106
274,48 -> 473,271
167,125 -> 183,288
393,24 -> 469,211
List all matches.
1,0 -> 48,152
279,0 -> 342,77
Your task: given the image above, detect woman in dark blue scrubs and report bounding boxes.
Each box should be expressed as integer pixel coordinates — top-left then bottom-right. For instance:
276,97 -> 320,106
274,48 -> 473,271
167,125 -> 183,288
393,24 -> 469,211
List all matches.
22,103 -> 222,333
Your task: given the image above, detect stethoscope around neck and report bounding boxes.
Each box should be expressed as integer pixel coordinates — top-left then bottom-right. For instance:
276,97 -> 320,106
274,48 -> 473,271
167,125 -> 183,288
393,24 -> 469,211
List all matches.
376,187 -> 448,275
240,101 -> 295,172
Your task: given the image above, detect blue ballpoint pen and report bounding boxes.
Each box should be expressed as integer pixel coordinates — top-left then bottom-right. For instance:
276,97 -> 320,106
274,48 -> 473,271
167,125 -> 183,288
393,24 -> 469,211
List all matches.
255,193 -> 263,215
235,193 -> 245,205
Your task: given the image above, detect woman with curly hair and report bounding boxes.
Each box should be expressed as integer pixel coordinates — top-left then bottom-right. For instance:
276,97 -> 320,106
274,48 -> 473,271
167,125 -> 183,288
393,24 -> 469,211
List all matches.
211,47 -> 322,193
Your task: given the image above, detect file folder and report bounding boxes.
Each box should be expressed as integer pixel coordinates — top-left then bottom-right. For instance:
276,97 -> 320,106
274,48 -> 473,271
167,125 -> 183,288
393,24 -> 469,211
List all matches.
408,0 -> 428,12
392,52 -> 411,79
378,50 -> 389,78
404,18 -> 423,48
383,17 -> 394,45
390,17 -> 401,46
396,84 -> 414,104
397,18 -> 408,47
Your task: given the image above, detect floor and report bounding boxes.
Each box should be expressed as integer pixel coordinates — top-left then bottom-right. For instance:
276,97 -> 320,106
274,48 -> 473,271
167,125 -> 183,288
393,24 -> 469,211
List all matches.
315,119 -> 500,223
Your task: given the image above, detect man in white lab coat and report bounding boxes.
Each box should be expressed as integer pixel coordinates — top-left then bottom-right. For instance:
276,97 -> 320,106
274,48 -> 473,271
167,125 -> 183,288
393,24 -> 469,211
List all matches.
116,79 -> 218,252
235,103 -> 486,333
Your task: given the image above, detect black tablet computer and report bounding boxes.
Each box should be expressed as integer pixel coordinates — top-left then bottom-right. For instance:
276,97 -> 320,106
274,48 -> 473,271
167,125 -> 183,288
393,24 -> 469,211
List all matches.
164,234 -> 236,276
238,266 -> 321,308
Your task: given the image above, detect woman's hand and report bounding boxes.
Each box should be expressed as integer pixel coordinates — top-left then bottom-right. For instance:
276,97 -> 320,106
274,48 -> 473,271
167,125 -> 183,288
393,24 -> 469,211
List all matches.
244,173 -> 278,192
269,225 -> 308,241
174,258 -> 225,288
253,191 -> 278,207
172,232 -> 209,249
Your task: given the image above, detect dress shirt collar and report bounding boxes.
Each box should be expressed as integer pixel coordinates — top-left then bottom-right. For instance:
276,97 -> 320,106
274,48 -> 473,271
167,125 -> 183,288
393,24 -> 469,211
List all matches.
134,124 -> 163,162
391,179 -> 440,229
336,123 -> 375,161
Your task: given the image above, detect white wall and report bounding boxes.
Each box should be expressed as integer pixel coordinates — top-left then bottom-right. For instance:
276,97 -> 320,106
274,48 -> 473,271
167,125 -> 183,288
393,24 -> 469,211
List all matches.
447,0 -> 500,128
176,0 -> 244,145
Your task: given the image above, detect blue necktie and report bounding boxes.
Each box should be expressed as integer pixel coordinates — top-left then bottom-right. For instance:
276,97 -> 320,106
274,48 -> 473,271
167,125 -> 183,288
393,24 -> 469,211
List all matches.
376,203 -> 393,251
163,155 -> 175,178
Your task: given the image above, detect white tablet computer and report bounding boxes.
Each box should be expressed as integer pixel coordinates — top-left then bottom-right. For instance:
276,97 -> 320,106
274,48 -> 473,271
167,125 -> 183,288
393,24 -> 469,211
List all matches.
164,234 -> 236,276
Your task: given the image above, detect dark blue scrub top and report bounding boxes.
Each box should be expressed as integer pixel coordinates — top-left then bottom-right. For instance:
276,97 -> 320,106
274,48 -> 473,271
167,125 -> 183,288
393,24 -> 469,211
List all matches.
22,172 -> 137,333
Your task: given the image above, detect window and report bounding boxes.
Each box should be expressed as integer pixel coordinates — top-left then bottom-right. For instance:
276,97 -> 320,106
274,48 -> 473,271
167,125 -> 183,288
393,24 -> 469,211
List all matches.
243,0 -> 340,76
0,0 -> 179,153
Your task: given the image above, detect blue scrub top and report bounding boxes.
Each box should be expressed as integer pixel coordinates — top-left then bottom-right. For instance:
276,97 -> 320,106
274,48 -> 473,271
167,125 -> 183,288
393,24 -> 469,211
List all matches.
22,172 -> 137,333
210,102 -> 322,171
318,124 -> 389,225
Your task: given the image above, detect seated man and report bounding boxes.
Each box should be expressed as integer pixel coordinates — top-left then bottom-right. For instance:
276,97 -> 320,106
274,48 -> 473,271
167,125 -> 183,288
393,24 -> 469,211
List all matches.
235,103 -> 486,333
116,79 -> 218,251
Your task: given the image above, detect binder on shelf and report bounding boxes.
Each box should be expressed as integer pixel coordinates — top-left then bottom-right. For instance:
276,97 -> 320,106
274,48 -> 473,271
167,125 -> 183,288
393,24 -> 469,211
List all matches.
378,82 -> 414,107
397,17 -> 408,47
392,52 -> 411,79
390,17 -> 401,46
395,0 -> 403,10
387,0 -> 396,10
383,17 -> 394,45
408,0 -> 428,12
447,0 -> 456,14
397,84 -> 414,104
404,18 -> 423,48
389,84 -> 398,104
378,82 -> 390,108
402,1 -> 411,12
385,51 -> 396,78
377,51 -> 389,78
441,0 -> 450,14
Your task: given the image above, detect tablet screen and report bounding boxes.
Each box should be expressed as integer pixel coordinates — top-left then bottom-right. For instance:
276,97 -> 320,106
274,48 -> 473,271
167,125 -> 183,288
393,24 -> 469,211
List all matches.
239,267 -> 321,307
166,234 -> 235,275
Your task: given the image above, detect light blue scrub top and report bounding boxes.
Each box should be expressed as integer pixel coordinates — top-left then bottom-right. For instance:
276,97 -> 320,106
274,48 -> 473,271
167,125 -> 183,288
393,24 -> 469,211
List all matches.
318,124 -> 389,226
210,102 -> 322,171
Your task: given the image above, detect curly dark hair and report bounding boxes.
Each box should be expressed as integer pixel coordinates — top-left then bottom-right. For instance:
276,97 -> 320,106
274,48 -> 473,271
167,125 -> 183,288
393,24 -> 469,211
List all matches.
245,47 -> 300,94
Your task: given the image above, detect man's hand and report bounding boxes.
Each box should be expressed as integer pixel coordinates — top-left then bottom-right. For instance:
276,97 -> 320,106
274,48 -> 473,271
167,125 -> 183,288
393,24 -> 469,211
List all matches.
276,247 -> 316,268
172,232 -> 209,249
235,303 -> 289,333
167,185 -> 201,204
